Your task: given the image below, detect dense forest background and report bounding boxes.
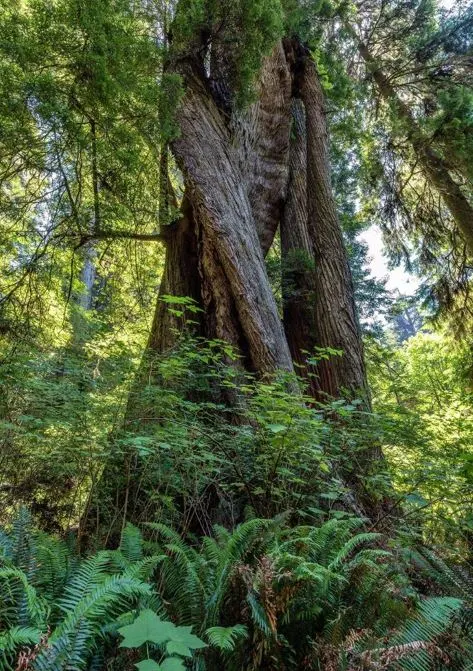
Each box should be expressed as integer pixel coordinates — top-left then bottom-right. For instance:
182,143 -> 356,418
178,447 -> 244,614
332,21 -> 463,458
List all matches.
1,0 -> 473,669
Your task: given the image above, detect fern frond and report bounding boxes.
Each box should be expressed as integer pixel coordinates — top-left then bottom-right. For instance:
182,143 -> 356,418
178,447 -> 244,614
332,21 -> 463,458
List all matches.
119,523 -> 143,563
57,552 -> 113,614
0,567 -> 49,628
34,575 -> 152,671
328,532 -> 382,570
205,624 -> 248,652
0,625 -> 41,669
10,507 -> 34,574
33,532 -> 72,605
247,592 -> 274,637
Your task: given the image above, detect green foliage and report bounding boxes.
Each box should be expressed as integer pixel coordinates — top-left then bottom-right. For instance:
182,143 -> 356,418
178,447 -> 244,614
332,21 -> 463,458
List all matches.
338,0 -> 473,318
1,1 -> 473,670
87,333 -> 391,541
118,608 -> 206,669
205,625 -> 248,652
172,0 -> 285,104
0,511 -> 166,671
131,516 -> 473,669
368,329 -> 473,551
1,507 -> 473,670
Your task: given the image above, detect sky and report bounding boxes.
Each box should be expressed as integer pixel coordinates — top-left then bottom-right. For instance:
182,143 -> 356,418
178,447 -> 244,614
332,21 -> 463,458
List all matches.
358,226 -> 420,294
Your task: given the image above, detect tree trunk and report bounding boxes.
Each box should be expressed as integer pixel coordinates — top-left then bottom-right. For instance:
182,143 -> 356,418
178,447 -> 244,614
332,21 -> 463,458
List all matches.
147,194 -> 202,354
235,42 -> 292,256
282,40 -> 370,402
353,30 -> 473,255
82,37 -> 388,542
170,56 -> 293,374
280,99 -> 320,396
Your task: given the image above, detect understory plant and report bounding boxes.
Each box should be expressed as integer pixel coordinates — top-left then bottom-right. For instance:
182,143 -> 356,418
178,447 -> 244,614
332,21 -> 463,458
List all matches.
2,509 -> 473,670
0,509 -> 205,671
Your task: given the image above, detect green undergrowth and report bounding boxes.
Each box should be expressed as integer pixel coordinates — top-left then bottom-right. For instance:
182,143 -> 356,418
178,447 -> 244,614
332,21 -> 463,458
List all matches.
1,508 -> 473,670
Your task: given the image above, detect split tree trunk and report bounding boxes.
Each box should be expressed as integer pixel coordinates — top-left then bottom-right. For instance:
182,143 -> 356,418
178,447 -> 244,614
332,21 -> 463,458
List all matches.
80,45 -> 296,542
170,57 -> 293,374
83,36 -> 386,542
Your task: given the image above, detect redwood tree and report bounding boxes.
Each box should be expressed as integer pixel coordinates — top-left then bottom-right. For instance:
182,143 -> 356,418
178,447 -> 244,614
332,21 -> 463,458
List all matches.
147,14 -> 369,403
84,1 -> 380,537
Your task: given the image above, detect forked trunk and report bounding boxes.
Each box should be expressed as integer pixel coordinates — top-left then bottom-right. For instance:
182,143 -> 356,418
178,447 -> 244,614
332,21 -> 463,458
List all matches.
82,37 -> 385,542
170,55 -> 293,374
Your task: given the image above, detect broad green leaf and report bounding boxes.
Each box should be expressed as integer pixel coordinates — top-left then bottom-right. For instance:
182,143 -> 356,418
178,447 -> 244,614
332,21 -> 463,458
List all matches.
159,659 -> 186,671
135,660 -> 162,671
166,640 -> 192,657
169,625 -> 207,651
119,609 -> 177,648
267,423 -> 286,433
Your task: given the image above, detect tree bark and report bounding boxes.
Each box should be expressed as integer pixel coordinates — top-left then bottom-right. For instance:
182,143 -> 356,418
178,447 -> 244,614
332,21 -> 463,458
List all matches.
302,55 -> 369,401
353,31 -> 473,255
170,56 -> 293,374
80,47 -> 296,543
234,42 -> 292,256
280,99 -> 320,396
282,40 -> 370,402
147,194 -> 201,354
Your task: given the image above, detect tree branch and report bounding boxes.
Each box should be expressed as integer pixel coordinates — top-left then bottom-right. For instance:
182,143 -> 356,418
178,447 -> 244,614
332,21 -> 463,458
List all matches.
72,229 -> 170,248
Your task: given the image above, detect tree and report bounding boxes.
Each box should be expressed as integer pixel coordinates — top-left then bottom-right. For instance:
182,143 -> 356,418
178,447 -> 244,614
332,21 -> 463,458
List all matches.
348,23 -> 473,254
143,8 -> 369,404
74,1 -> 383,536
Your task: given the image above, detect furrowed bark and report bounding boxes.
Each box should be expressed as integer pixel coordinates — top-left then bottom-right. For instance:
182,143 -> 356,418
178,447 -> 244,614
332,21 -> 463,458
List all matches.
235,42 -> 292,255
353,30 -> 473,255
84,34 -> 393,541
171,59 -> 293,374
280,99 -> 320,396
282,39 -> 369,402
147,193 -> 201,354
301,54 -> 369,401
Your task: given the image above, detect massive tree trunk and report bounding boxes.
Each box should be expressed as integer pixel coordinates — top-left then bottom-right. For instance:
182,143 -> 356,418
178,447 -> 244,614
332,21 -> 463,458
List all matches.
146,40 -> 367,400
170,55 -> 293,374
82,35 -> 385,542
300,51 -> 369,402
281,40 -> 369,402
281,99 -> 320,396
352,30 -> 473,255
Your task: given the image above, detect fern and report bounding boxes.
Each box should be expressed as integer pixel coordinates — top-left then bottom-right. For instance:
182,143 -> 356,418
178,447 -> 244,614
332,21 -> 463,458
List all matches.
391,597 -> 466,670
0,567 -> 49,629
0,513 -> 165,671
34,575 -> 153,671
0,626 -> 41,669
2,509 -> 472,671
10,507 -> 34,575
119,522 -> 144,563
205,624 -> 248,651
